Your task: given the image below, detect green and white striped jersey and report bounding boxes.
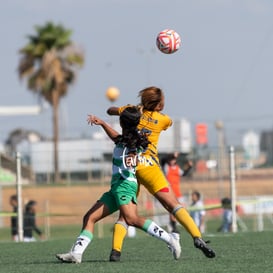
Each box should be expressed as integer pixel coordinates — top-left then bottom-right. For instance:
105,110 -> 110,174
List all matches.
111,143 -> 142,184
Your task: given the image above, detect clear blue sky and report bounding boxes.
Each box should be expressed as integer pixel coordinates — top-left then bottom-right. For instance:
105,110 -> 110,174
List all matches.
1,0 -> 273,146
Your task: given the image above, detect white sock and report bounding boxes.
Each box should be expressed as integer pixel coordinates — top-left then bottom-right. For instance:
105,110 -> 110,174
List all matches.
144,219 -> 171,244
72,235 -> 91,255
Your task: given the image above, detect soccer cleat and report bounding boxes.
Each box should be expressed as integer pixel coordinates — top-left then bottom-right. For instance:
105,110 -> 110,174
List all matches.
194,237 -> 216,258
168,232 -> 181,260
56,252 -> 82,264
109,249 -> 121,262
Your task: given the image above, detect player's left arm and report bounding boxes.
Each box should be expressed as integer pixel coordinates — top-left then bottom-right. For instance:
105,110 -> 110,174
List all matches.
182,160 -> 193,177
87,114 -> 119,141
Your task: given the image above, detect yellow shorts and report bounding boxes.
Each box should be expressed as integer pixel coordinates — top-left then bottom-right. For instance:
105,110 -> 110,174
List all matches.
136,164 -> 169,195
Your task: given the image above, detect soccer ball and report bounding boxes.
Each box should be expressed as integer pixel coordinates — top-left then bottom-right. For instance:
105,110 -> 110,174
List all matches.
156,29 -> 181,54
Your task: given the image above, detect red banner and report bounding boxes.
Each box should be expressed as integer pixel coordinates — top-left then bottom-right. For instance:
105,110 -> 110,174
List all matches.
195,123 -> 208,145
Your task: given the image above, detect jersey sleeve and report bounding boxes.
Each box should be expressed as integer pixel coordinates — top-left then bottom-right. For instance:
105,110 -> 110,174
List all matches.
161,114 -> 173,131
118,104 -> 135,115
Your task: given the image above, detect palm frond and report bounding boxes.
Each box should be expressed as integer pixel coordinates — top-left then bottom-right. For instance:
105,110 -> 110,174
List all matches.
66,53 -> 84,66
18,21 -> 84,101
28,70 -> 46,92
18,56 -> 35,78
19,43 -> 35,55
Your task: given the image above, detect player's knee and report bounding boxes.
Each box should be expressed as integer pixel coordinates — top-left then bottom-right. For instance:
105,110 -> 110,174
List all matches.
155,191 -> 180,212
83,211 -> 96,225
124,215 -> 138,226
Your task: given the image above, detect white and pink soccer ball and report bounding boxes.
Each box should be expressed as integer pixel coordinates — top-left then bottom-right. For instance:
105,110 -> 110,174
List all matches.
156,29 -> 181,54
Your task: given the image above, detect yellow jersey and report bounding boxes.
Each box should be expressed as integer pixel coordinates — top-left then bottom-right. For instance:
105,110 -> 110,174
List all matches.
118,105 -> 172,162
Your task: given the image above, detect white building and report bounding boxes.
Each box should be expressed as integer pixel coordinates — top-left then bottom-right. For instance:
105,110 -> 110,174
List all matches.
242,131 -> 260,160
14,118 -> 192,178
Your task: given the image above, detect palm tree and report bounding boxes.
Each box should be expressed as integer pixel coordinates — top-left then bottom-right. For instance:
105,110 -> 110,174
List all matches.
18,22 -> 84,183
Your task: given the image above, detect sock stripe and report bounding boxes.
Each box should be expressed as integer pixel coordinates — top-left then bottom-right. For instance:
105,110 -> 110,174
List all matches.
142,219 -> 153,232
80,229 -> 93,240
172,205 -> 183,215
116,221 -> 128,229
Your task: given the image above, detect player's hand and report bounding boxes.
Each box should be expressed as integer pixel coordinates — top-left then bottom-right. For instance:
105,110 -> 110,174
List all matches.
187,160 -> 193,167
184,160 -> 193,168
87,115 -> 103,126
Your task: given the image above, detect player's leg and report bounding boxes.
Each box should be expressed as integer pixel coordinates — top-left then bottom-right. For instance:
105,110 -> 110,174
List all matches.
120,202 -> 181,260
139,165 -> 216,258
56,192 -> 116,263
110,183 -> 141,260
110,212 -> 128,261
155,190 -> 215,258
168,196 -> 184,233
109,166 -> 182,261
155,190 -> 201,236
138,165 -> 200,236
109,180 -> 139,261
169,212 -> 179,233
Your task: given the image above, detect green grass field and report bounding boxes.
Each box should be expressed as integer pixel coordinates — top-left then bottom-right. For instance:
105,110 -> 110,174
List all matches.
0,229 -> 273,273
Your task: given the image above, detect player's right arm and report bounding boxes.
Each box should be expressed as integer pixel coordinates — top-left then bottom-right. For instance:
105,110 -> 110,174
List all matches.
107,105 -> 135,116
107,106 -> 119,116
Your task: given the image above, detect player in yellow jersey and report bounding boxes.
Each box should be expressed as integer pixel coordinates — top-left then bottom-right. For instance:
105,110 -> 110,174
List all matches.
107,86 -> 216,261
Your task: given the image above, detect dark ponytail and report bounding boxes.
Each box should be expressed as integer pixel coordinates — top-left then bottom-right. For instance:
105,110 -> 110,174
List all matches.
119,106 -> 149,150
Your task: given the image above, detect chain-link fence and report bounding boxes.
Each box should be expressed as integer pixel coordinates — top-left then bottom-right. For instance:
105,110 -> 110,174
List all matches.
0,144 -> 273,241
